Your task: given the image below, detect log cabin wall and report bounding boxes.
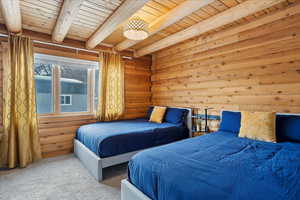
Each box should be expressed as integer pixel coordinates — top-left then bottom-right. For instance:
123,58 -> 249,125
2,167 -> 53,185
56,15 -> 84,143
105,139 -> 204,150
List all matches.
123,58 -> 152,119
0,43 -> 151,158
151,5 -> 300,118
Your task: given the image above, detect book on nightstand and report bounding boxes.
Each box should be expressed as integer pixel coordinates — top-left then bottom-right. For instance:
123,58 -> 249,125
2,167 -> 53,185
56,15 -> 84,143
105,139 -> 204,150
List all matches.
192,131 -> 213,137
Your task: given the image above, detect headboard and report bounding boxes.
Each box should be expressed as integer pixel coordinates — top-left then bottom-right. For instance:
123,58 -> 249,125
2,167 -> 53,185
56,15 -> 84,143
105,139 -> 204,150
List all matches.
169,107 -> 192,137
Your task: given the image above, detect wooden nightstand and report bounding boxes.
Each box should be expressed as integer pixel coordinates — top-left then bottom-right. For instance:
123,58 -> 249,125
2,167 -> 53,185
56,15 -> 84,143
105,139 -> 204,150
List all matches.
192,108 -> 220,138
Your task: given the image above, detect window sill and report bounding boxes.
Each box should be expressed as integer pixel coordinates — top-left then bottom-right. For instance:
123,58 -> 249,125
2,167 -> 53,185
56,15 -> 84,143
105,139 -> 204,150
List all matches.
38,112 -> 96,118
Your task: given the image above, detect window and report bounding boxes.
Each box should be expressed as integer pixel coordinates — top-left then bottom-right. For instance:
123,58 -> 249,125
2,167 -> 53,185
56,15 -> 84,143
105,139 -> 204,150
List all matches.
34,53 -> 99,115
60,64 -> 88,112
60,95 -> 72,106
34,61 -> 54,114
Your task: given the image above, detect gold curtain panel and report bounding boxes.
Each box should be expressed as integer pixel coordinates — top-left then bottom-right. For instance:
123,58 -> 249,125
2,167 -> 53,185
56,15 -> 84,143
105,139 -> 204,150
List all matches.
0,35 -> 41,168
96,52 -> 125,121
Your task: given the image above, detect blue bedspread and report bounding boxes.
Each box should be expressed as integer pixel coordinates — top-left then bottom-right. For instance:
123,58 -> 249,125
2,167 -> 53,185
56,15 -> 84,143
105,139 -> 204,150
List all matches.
128,131 -> 300,200
76,118 -> 188,158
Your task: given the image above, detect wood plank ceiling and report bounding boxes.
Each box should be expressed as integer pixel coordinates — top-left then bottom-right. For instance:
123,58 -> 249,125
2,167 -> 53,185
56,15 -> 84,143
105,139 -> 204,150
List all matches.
0,0 -> 297,54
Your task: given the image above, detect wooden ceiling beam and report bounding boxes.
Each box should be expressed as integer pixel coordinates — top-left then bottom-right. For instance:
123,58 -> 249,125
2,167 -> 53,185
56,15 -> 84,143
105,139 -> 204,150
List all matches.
135,0 -> 286,57
0,23 -> 111,52
0,24 -> 150,59
86,0 -> 149,49
115,0 -> 214,52
52,0 -> 84,42
0,0 -> 22,33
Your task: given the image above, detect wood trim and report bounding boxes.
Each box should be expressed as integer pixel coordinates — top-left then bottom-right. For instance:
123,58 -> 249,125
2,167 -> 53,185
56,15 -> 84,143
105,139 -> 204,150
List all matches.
135,0 -> 286,57
34,45 -> 98,62
87,69 -> 94,113
52,65 -> 61,114
39,113 -> 95,119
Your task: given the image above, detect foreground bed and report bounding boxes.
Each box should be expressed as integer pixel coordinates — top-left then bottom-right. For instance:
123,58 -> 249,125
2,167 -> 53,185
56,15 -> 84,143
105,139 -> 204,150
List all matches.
74,107 -> 192,181
124,114 -> 300,200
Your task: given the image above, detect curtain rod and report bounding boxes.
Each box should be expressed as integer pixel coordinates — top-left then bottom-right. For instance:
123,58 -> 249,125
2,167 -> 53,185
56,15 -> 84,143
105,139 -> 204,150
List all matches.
0,33 -> 133,59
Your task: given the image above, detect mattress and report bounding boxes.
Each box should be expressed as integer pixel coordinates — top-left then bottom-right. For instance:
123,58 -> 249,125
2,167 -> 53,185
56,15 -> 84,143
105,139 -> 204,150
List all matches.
76,118 -> 189,158
128,131 -> 300,200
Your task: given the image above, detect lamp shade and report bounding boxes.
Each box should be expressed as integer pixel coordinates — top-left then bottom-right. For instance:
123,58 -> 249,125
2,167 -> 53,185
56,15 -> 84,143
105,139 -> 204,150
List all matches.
124,17 -> 149,41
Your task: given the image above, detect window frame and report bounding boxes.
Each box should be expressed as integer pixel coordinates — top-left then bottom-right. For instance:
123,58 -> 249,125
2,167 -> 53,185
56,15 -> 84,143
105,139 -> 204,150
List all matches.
36,54 -> 98,117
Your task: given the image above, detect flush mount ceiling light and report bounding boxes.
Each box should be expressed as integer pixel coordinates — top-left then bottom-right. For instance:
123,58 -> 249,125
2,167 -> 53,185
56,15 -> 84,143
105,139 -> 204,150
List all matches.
123,17 -> 149,41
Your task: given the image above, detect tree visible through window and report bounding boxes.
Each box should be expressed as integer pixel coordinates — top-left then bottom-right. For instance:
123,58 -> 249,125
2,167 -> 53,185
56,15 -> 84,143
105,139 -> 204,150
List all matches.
34,63 -> 53,114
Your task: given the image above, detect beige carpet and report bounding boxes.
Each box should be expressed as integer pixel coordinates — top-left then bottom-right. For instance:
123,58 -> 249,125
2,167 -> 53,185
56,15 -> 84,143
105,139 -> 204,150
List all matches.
0,154 -> 127,200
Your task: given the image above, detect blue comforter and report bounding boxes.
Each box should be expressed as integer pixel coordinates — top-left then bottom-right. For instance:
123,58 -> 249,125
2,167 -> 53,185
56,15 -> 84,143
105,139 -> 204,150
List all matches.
76,118 -> 188,158
128,131 -> 300,200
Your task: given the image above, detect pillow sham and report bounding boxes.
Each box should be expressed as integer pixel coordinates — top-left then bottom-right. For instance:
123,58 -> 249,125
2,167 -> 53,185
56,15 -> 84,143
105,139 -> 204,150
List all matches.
164,108 -> 188,124
276,114 -> 300,143
146,106 -> 154,119
219,111 -> 241,133
149,106 -> 167,123
239,111 -> 276,143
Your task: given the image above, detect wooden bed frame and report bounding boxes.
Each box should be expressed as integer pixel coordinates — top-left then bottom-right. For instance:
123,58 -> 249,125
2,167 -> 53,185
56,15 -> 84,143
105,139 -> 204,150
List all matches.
74,107 -> 192,181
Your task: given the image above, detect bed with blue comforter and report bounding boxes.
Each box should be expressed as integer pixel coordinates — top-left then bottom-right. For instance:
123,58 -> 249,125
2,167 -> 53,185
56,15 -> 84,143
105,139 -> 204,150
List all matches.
128,112 -> 300,200
76,118 -> 189,158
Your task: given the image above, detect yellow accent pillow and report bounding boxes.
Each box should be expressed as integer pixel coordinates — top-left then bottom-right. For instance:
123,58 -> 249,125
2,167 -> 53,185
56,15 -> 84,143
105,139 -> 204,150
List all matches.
239,111 -> 276,143
149,106 -> 167,123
